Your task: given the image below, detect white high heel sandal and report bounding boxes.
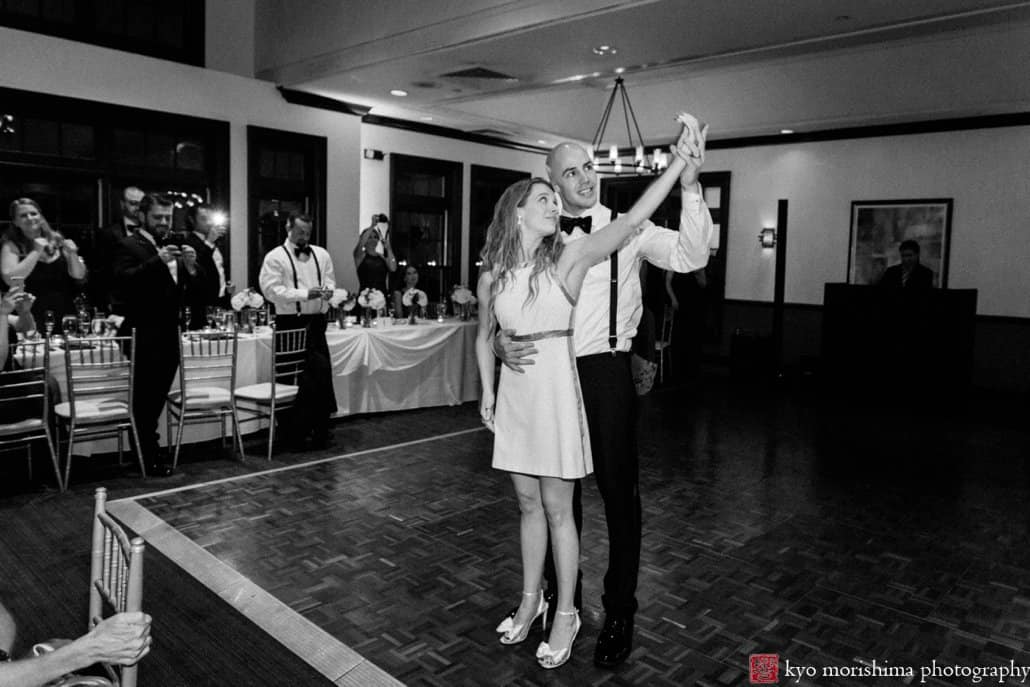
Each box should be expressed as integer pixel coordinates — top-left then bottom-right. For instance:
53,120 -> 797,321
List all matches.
536,609 -> 581,669
496,590 -> 548,645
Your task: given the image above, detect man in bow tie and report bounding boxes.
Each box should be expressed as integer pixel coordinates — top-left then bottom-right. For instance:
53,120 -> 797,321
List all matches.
495,113 -> 714,668
258,213 -> 338,449
113,193 -> 205,477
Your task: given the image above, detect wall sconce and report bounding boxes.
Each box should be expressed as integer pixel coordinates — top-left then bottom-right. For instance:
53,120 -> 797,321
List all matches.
363,148 -> 384,160
759,227 -> 777,249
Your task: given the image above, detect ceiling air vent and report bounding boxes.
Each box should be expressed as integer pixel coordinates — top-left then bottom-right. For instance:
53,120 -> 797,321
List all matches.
467,128 -> 513,138
441,67 -> 518,81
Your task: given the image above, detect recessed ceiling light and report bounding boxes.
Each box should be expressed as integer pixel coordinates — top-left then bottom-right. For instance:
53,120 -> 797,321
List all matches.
537,139 -> 548,145
780,129 -> 795,134
592,44 -> 617,56
390,89 -> 408,97
614,67 -> 625,74
420,116 -> 433,121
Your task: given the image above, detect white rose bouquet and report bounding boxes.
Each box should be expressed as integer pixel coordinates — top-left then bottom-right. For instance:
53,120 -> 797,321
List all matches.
451,285 -> 473,304
401,288 -> 428,308
357,288 -> 386,310
231,287 -> 264,312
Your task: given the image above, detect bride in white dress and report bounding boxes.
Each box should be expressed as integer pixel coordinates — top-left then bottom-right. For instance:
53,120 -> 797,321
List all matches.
475,114 -> 703,670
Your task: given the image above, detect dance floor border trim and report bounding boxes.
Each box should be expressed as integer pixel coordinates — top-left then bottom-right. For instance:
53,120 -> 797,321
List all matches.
107,428 -> 485,687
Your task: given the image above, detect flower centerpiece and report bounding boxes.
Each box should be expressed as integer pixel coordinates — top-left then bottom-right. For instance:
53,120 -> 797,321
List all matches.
401,288 -> 428,324
451,285 -> 474,320
357,288 -> 386,327
230,288 -> 265,332
328,288 -> 351,327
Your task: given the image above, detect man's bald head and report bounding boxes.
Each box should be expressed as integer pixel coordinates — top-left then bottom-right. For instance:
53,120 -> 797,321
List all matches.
545,142 -> 598,214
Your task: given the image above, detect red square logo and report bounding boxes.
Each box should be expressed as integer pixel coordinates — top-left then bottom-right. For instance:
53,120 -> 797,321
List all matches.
749,654 -> 779,684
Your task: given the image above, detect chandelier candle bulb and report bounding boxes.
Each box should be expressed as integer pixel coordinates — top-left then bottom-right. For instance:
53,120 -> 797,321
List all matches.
609,145 -> 618,162
635,146 -> 644,163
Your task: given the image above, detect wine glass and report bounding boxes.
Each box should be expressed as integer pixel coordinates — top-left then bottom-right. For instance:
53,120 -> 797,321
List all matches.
92,310 -> 106,336
62,315 -> 78,339
43,310 -> 55,338
182,307 -> 192,330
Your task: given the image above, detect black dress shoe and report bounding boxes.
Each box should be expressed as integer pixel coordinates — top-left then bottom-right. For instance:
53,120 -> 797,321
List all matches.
594,615 -> 633,668
148,464 -> 175,478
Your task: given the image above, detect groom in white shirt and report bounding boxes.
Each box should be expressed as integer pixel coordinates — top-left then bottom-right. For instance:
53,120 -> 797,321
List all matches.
496,114 -> 713,668
258,213 -> 337,448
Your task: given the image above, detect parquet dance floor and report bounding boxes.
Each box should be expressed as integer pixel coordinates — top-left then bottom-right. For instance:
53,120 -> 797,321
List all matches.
107,383 -> 1030,686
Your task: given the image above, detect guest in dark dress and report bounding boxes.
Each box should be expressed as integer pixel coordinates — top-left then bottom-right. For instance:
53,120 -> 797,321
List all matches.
2,198 -> 87,322
353,213 -> 397,294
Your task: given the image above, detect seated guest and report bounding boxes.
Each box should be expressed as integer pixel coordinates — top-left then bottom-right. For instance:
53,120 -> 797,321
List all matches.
1,198 -> 87,323
0,600 -> 151,687
879,239 -> 934,289
353,213 -> 396,294
0,287 -> 35,371
183,203 -> 229,329
392,265 -> 421,315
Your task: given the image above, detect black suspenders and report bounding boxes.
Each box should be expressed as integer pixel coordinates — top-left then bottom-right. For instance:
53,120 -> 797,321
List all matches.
608,209 -> 618,354
281,245 -> 322,314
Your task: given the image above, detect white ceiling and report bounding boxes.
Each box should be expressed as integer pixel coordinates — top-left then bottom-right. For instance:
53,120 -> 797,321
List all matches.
255,0 -> 1030,148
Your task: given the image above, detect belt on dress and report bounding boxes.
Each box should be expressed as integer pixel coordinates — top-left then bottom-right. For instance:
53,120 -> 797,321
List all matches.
510,329 -> 573,342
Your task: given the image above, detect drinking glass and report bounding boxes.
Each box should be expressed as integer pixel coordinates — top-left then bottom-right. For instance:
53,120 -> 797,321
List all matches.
78,310 -> 91,337
62,315 -> 78,338
92,312 -> 106,336
183,308 -> 192,330
44,310 -> 55,338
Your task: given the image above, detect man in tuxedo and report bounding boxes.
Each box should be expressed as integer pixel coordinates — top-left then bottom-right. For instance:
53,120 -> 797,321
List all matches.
879,239 -> 935,289
92,186 -> 143,313
113,193 -> 202,477
183,203 -> 228,329
258,213 -> 337,448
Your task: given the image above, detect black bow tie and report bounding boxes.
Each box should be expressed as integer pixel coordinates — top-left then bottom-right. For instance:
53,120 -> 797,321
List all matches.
559,215 -> 592,235
294,246 -> 312,258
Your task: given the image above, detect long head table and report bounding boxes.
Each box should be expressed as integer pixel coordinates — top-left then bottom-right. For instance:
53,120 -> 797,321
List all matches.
251,318 -> 480,416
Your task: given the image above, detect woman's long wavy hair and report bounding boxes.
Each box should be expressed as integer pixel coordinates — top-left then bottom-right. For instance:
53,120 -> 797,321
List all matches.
479,178 -> 563,307
5,197 -> 57,254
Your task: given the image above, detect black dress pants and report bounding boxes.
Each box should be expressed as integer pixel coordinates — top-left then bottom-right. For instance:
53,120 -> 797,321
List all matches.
130,331 -> 179,466
544,351 -> 641,619
274,314 -> 336,441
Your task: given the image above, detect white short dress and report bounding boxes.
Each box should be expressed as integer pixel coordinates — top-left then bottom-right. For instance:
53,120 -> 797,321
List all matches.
491,266 -> 593,479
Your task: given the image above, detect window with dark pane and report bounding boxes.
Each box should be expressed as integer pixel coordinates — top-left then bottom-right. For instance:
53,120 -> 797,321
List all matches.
22,117 -> 60,155
40,0 -> 72,23
0,0 -> 203,66
4,0 -> 40,18
145,132 -> 176,168
175,140 -> 205,170
93,0 -> 124,33
125,0 -> 155,40
113,128 -> 145,165
61,123 -> 95,159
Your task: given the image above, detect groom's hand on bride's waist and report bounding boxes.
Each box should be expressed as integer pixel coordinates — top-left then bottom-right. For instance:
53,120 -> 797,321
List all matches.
494,328 -> 538,374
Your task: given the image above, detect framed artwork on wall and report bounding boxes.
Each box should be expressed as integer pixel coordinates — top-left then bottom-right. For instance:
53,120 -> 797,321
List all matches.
847,198 -> 953,287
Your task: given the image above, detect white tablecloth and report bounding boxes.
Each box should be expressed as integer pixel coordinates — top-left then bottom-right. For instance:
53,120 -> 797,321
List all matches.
29,319 -> 479,453
247,319 -> 480,416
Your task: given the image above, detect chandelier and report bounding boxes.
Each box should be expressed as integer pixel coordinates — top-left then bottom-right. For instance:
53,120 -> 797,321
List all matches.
588,77 -> 669,176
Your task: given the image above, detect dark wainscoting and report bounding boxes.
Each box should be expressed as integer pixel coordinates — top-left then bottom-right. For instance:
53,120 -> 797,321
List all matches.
716,299 -> 1030,394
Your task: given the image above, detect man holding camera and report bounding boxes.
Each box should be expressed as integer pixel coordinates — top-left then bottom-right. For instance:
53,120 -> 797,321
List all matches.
259,212 -> 338,449
113,193 -> 204,477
